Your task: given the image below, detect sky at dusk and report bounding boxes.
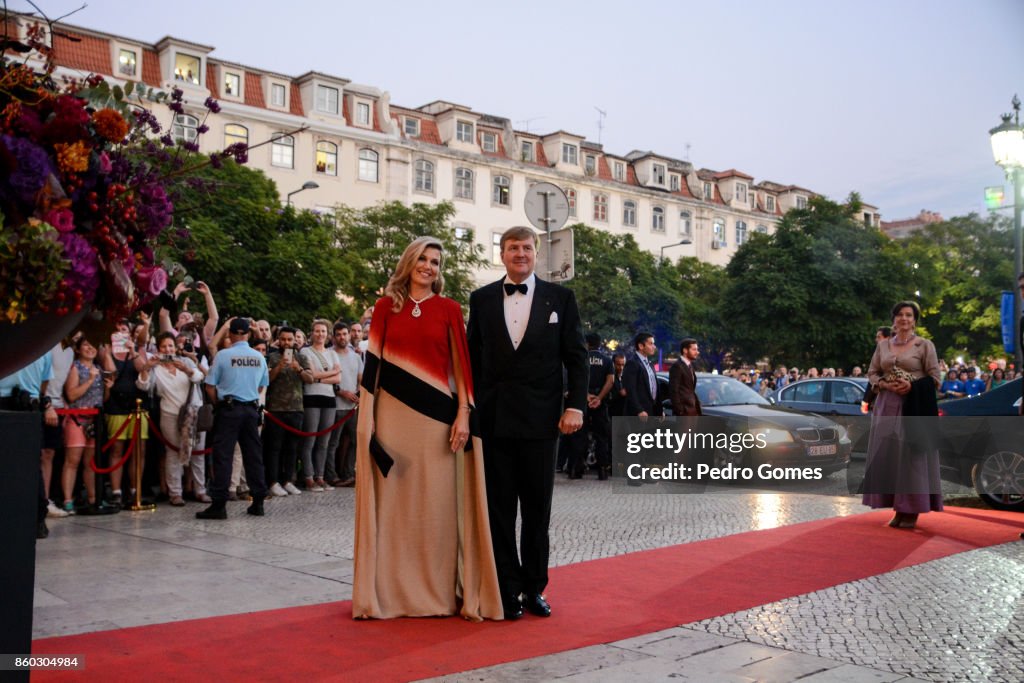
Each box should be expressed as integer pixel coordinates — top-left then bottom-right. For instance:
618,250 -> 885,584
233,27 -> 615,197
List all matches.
14,0 -> 1024,222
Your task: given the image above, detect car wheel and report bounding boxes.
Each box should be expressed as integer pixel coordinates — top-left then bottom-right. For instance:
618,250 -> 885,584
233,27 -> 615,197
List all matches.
971,450 -> 1024,511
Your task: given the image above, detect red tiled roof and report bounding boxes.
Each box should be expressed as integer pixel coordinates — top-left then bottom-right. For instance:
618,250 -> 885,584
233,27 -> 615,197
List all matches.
478,130 -> 507,158
671,177 -> 695,199
626,165 -> 639,187
535,142 -> 549,167
205,62 -> 217,94
712,168 -> 754,180
141,49 -> 161,86
244,72 -> 264,108
343,96 -> 350,125
597,156 -> 613,181
51,28 -> 109,75
419,119 -> 442,145
289,83 -> 303,116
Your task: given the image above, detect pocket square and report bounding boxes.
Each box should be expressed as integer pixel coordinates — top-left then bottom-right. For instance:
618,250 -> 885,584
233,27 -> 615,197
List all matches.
548,311 -> 559,324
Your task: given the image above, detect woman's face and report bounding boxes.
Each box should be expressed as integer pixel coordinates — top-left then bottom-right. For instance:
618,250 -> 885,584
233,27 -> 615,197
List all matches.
295,330 -> 306,347
409,247 -> 441,291
76,340 -> 96,360
158,337 -> 176,355
892,306 -> 916,332
994,369 -> 1004,380
311,324 -> 328,346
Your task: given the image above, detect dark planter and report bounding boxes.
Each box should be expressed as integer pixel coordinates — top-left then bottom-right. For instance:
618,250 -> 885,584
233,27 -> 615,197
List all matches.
0,309 -> 87,378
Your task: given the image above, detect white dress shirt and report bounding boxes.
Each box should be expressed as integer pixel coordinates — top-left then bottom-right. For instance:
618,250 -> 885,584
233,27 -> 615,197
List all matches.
503,273 -> 536,350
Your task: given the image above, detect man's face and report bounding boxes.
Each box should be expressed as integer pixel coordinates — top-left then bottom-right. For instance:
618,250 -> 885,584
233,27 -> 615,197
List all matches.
176,311 -> 193,329
682,343 -> 700,361
252,342 -> 267,356
501,238 -> 536,283
256,320 -> 271,340
613,357 -> 625,374
638,338 -> 656,358
349,324 -> 362,343
277,332 -> 294,350
333,327 -> 349,349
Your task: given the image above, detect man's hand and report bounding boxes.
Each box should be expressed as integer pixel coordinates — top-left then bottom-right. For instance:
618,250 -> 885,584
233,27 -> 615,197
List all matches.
558,409 -> 583,435
44,406 -> 58,427
196,281 -> 210,294
173,282 -> 188,298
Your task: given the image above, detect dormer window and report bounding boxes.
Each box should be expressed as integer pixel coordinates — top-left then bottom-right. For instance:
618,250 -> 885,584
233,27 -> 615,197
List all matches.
766,195 -> 775,212
118,49 -> 137,77
795,196 -> 808,209
521,140 -> 534,162
456,120 -> 474,143
174,53 -> 201,85
584,154 -> 597,175
271,83 -> 287,107
356,102 -> 371,126
404,117 -> 420,137
670,174 -> 680,192
614,162 -> 625,181
316,85 -> 339,115
736,182 -> 747,203
224,72 -> 240,97
703,182 -> 713,200
652,164 -> 666,186
562,143 -> 578,165
481,132 -> 497,153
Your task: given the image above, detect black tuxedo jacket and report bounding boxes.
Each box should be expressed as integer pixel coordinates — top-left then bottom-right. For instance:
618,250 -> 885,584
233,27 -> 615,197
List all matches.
668,360 -> 702,416
467,277 -> 588,440
622,356 -> 662,416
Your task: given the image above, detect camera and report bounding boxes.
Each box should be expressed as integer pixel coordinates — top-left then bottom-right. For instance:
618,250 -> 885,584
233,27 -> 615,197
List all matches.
160,354 -> 176,363
182,342 -> 195,353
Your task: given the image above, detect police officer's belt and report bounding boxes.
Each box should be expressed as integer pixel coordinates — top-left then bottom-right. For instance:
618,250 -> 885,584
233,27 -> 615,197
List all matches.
218,397 -> 260,408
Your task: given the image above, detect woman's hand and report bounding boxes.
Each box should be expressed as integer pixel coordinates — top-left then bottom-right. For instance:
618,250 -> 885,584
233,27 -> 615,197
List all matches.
449,410 -> 470,453
890,378 -> 912,395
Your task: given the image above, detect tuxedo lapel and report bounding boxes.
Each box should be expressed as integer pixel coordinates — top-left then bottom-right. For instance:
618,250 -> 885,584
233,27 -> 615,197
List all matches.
486,279 -> 516,355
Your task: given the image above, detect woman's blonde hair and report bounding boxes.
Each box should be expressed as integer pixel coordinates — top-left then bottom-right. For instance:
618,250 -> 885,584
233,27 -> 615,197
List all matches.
384,236 -> 445,312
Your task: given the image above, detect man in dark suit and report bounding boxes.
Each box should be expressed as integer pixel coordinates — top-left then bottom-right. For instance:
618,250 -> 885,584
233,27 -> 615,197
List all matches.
608,353 -> 627,417
467,226 -> 588,621
622,332 -> 662,417
669,338 -> 703,417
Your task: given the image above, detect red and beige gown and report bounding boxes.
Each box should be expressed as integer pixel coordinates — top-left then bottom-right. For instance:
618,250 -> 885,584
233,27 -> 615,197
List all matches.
352,295 -> 503,621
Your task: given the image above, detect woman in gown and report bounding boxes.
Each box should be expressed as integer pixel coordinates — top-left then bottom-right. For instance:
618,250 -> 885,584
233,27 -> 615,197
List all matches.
862,300 -> 942,529
352,236 -> 503,621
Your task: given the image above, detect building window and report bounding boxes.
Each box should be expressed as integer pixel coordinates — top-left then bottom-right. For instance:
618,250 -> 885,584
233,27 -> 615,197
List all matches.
172,114 -> 199,143
796,195 -> 808,209
491,233 -> 503,265
358,148 -> 378,182
404,117 -> 420,137
756,224 -> 768,234
271,83 -> 287,107
562,143 -> 578,165
652,164 -> 666,186
173,53 -> 200,85
735,183 -> 747,204
316,85 -> 339,114
670,174 -> 680,192
614,161 -> 625,181
623,200 -> 636,227
271,133 -> 294,168
492,175 -> 510,206
703,182 -> 713,200
766,195 -> 775,212
481,132 -> 497,153
593,193 -> 608,222
224,72 -> 240,97
521,140 -> 533,162
456,120 -> 474,143
584,154 -> 596,175
224,124 -> 248,149
652,206 -> 665,232
735,220 -> 747,246
415,159 -> 434,192
356,102 -> 371,126
680,211 -> 692,238
565,188 -> 577,217
455,167 -> 474,199
713,218 -> 726,247
316,141 -> 338,176
454,226 -> 471,241
118,48 -> 137,77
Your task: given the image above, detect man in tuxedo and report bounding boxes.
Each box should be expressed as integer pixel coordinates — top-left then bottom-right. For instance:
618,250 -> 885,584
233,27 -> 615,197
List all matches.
668,338 -> 702,417
467,226 -> 588,620
622,332 -> 662,417
608,352 -> 627,417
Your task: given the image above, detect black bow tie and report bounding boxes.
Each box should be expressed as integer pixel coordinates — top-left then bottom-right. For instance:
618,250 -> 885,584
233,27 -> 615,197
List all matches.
504,283 -> 528,296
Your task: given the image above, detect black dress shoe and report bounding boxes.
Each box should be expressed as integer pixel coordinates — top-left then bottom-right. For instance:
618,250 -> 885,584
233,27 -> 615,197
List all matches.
247,497 -> 265,516
523,593 -> 551,617
196,502 -> 227,520
503,594 -> 524,620
37,520 -> 49,539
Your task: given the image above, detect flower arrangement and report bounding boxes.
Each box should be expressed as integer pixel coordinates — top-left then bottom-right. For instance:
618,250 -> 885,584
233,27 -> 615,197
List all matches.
0,19 -> 246,325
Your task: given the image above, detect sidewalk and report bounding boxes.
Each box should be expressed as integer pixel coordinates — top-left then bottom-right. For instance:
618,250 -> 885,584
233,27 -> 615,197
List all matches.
34,477 -> 1024,682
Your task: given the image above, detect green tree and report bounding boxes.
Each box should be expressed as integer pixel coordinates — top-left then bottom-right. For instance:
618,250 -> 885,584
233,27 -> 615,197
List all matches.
721,194 -> 918,369
333,201 -> 487,312
662,256 -> 730,370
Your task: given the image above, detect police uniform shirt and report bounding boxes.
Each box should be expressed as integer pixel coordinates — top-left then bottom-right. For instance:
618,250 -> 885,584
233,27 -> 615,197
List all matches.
206,341 -> 269,402
588,350 -> 613,399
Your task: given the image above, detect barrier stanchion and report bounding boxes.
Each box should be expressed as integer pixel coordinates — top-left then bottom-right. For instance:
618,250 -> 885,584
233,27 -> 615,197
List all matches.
128,399 -> 156,512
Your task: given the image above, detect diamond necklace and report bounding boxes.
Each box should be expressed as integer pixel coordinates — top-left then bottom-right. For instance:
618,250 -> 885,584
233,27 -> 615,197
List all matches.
409,292 -> 434,318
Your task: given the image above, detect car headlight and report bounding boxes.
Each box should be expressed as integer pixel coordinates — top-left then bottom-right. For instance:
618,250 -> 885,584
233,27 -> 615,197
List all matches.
752,427 -> 793,444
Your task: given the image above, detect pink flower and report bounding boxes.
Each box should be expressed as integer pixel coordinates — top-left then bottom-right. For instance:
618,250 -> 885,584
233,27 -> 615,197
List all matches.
44,208 -> 75,233
98,151 -> 112,174
134,265 -> 168,305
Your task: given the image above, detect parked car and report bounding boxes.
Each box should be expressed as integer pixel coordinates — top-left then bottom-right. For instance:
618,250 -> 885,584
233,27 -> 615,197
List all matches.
936,377 -> 1023,511
656,372 -> 852,475
771,377 -> 871,455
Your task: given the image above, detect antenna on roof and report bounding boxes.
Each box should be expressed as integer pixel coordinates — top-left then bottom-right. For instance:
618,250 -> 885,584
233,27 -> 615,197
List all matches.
684,142 -> 691,162
515,116 -> 545,133
594,106 -> 607,144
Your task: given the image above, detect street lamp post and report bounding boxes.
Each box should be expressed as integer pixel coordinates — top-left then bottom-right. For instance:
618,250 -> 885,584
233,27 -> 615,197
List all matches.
989,95 -> 1024,370
286,180 -> 319,207
659,238 -> 693,263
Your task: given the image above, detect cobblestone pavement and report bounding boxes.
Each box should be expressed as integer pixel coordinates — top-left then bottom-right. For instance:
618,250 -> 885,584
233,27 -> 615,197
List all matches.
34,470 -> 1022,682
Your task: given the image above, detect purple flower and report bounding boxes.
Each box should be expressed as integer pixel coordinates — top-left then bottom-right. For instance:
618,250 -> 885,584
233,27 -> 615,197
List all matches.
58,232 -> 100,299
197,124 -> 209,134
160,134 -> 174,147
171,87 -> 184,102
168,101 -> 184,115
208,152 -> 223,169
0,135 -> 52,201
204,97 -> 221,114
224,142 -> 248,164
136,183 -> 173,237
44,208 -> 75,233
182,141 -> 199,153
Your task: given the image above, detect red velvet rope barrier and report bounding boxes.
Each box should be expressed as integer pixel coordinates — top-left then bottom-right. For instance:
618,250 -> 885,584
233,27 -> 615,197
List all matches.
90,414 -> 138,474
144,412 -> 213,455
263,408 -> 354,436
55,408 -> 100,416
100,412 -> 135,452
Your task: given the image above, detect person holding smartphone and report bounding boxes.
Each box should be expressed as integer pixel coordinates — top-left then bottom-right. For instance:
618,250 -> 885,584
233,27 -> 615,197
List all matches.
263,326 -> 311,496
101,319 -> 149,507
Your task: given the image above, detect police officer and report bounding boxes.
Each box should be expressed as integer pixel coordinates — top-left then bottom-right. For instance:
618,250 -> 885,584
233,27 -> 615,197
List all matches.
585,332 -> 614,479
197,318 -> 269,519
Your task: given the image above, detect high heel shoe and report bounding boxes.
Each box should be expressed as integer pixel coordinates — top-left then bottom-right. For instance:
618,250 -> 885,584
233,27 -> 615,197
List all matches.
897,513 -> 918,529
888,512 -> 904,527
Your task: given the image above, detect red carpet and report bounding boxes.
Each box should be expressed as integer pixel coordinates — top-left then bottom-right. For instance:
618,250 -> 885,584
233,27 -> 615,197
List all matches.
35,507 -> 1023,682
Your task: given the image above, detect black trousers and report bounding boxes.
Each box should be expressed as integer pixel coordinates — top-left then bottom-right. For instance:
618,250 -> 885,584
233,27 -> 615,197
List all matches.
210,403 -> 267,502
262,410 -> 303,485
587,404 -> 611,469
482,437 -> 556,599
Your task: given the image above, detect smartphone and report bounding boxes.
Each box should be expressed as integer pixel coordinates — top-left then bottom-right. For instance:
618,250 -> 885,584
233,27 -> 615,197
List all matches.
111,332 -> 130,354
283,348 -> 294,363
160,354 -> 175,363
